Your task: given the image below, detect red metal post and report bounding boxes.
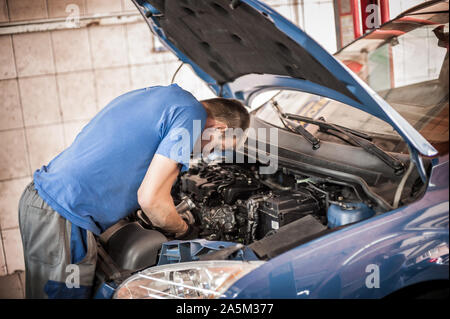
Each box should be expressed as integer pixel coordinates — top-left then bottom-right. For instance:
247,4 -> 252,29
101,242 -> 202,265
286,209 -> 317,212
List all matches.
351,0 -> 362,38
379,0 -> 391,23
382,0 -> 394,88
361,0 -> 381,34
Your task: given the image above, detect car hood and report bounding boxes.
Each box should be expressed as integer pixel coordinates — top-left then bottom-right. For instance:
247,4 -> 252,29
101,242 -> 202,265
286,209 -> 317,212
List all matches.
133,0 -> 438,158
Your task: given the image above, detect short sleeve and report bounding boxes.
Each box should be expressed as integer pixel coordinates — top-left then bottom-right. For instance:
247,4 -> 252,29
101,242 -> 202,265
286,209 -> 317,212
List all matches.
155,104 -> 206,172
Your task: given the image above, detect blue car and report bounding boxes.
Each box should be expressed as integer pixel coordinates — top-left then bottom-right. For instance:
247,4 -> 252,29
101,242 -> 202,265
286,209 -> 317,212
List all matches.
95,0 -> 449,299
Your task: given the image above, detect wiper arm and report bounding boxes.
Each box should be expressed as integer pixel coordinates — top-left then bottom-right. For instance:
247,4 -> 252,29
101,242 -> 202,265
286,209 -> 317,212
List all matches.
271,101 -> 321,150
292,120 -> 321,150
285,113 -> 405,175
284,113 -> 373,141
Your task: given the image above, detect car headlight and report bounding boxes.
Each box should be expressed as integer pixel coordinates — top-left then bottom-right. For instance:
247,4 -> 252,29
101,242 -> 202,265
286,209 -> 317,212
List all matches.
113,260 -> 264,299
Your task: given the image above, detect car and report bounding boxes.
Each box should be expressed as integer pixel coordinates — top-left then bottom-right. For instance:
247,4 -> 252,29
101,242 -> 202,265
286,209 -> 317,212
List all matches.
93,0 -> 449,299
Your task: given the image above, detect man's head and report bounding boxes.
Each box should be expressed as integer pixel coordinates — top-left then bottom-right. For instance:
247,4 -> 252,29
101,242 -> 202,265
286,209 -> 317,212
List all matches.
200,98 -> 250,152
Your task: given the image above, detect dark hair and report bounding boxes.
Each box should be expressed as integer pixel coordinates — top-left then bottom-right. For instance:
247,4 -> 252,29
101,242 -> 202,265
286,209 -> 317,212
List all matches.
200,98 -> 250,130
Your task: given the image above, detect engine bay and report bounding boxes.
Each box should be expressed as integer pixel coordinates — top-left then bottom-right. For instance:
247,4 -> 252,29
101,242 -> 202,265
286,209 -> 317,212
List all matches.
99,156 -> 424,275
171,160 -> 365,245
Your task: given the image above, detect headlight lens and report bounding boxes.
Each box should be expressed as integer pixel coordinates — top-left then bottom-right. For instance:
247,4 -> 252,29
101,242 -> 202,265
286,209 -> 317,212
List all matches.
113,261 -> 264,299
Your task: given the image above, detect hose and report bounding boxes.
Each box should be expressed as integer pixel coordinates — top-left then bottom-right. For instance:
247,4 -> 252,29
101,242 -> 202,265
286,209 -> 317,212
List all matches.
393,161 -> 415,209
170,62 -> 184,84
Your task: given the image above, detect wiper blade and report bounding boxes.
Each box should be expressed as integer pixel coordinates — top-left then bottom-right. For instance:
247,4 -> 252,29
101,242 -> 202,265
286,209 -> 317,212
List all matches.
285,113 -> 405,175
271,101 -> 321,150
284,113 -> 373,141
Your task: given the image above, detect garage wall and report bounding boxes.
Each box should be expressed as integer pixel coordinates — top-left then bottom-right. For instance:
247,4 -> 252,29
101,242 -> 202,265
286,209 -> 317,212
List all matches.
0,0 -> 185,276
389,0 -> 428,19
265,0 -> 338,53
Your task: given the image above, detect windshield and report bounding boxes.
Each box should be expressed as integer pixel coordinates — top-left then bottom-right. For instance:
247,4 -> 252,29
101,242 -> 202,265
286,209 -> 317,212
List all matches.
255,11 -> 449,155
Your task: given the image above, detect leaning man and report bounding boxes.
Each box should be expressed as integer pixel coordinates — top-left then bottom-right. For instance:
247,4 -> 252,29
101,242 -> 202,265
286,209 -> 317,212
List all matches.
18,84 -> 249,298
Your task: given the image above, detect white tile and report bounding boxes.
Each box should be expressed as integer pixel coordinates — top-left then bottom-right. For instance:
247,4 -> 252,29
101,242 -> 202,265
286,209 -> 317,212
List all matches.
130,63 -> 168,90
47,0 -> 86,18
13,32 -> 55,77
0,35 -> 16,80
0,129 -> 30,181
122,0 -> 138,11
0,79 -> 23,131
0,271 -> 25,298
0,177 -> 30,230
95,67 -> 131,108
0,236 -> 6,276
126,22 -> 165,65
87,0 -> 122,14
389,0 -> 426,19
273,3 -> 296,23
7,0 -> 47,22
19,75 -> 61,127
0,0 -> 8,22
1,228 -> 25,274
52,28 -> 92,73
25,124 -> 65,172
57,71 -> 97,121
303,0 -> 337,53
89,25 -> 128,69
161,48 -> 179,63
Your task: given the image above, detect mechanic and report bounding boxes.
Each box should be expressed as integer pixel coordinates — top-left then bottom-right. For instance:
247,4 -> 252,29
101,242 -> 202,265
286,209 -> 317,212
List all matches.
18,84 -> 250,299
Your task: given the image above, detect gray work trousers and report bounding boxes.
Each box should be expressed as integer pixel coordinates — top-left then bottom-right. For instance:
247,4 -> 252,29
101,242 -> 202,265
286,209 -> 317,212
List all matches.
18,181 -> 97,299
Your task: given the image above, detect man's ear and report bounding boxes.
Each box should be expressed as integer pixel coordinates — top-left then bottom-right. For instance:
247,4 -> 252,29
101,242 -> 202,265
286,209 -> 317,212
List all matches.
213,120 -> 228,133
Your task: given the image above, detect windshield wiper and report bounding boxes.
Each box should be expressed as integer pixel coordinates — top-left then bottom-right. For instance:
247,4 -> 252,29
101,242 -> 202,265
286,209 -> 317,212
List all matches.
284,112 -> 405,175
269,100 -> 405,175
284,113 -> 373,141
271,101 -> 321,150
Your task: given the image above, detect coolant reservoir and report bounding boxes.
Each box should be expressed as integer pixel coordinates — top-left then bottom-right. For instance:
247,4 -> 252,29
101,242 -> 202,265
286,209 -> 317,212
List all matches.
327,202 -> 375,228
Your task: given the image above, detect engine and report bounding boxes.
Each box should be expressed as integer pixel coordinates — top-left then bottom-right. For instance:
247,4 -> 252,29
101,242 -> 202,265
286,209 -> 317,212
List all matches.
100,160 -> 369,273
172,161 -> 330,244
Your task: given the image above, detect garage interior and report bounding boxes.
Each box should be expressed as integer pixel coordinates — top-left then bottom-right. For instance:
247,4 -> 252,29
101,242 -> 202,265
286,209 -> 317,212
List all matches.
0,0 -> 433,298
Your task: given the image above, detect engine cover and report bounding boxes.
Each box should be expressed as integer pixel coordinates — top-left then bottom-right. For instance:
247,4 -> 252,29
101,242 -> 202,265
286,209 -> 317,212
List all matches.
174,162 -> 325,244
180,163 -> 262,205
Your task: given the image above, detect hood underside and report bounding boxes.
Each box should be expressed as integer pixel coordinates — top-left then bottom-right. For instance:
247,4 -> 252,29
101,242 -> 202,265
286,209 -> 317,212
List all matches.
137,0 -> 357,101
134,0 -> 440,159
145,0 -> 355,98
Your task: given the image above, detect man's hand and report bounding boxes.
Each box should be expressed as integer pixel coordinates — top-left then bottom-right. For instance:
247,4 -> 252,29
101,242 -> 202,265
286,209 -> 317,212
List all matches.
179,210 -> 195,226
175,223 -> 200,240
137,154 -> 188,235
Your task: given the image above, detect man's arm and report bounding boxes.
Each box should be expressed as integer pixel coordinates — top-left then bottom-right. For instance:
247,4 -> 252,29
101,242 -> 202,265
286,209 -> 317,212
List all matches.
137,154 -> 188,236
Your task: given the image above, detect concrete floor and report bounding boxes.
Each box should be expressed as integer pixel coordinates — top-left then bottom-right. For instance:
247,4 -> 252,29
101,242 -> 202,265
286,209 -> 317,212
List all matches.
0,271 -> 25,299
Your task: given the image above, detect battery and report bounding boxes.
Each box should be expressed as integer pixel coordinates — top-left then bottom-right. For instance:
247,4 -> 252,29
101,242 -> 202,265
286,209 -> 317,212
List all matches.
256,190 -> 321,239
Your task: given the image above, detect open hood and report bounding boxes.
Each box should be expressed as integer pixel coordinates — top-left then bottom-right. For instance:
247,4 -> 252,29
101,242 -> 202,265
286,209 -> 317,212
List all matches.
132,0 -> 439,159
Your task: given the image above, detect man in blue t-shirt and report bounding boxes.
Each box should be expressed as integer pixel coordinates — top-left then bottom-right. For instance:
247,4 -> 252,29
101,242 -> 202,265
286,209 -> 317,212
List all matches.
18,84 -> 250,298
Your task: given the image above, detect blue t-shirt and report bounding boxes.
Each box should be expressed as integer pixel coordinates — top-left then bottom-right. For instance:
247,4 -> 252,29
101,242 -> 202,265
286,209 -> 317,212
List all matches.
33,84 -> 207,235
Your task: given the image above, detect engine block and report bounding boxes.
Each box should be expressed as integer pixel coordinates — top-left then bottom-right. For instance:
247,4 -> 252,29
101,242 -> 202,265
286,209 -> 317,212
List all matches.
173,161 -> 325,244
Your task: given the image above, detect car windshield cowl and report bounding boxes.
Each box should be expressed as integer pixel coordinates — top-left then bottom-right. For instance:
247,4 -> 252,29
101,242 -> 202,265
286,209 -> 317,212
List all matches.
265,99 -> 406,175
283,112 -> 406,173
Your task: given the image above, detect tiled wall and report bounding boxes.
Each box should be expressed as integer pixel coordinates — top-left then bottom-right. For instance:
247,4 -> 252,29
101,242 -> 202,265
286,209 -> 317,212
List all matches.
0,0 -> 340,276
264,0 -> 338,53
389,0 -> 428,18
0,0 -> 198,276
